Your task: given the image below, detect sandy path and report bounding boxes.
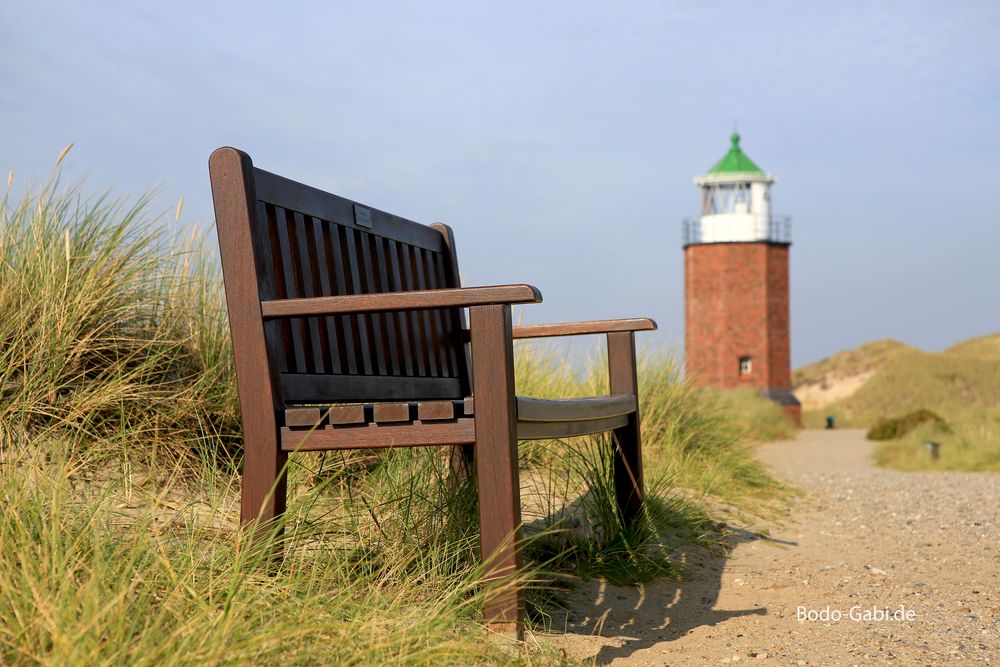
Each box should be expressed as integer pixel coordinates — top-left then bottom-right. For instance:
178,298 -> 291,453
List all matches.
540,429 -> 1000,664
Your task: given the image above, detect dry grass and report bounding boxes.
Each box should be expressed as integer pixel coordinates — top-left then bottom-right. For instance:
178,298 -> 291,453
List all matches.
0,155 -> 789,663
799,335 -> 1000,471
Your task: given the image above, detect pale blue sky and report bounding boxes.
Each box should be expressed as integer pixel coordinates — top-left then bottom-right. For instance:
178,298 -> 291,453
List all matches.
2,1 -> 998,365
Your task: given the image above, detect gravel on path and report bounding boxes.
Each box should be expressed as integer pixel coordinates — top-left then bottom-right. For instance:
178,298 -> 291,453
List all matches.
539,429 -> 1000,665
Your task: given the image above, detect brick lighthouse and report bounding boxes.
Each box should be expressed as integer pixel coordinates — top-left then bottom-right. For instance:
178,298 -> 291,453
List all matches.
683,132 -> 801,425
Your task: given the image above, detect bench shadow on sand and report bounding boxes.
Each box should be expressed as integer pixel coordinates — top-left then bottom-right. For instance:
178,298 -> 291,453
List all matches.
536,525 -> 795,664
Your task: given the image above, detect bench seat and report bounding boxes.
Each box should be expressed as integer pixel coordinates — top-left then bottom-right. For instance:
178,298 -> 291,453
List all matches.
209,146 -> 655,639
282,394 -> 638,449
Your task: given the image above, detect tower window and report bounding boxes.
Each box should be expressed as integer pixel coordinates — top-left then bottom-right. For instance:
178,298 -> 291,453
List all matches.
739,356 -> 752,376
706,183 -> 751,214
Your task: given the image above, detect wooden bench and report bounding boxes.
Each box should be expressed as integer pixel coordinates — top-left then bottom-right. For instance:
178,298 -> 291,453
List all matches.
209,147 -> 656,639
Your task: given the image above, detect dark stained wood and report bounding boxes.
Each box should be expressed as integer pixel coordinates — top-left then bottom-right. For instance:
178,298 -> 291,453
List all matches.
516,414 -> 630,440
281,373 -> 463,403
260,284 -> 542,318
281,419 -> 475,451
409,245 -> 438,377
342,226 -> 374,375
373,237 -> 402,375
325,222 -> 358,374
372,402 -> 412,423
211,146 -> 654,642
469,303 -> 524,640
418,400 -> 459,421
293,211 -> 326,373
254,168 -> 445,251
273,206 -> 309,372
209,147 -> 287,528
308,215 -> 341,373
386,240 -> 416,376
608,331 -> 644,527
285,407 -> 322,428
512,318 -> 657,339
326,404 -> 367,425
516,395 -> 636,423
431,223 -> 472,397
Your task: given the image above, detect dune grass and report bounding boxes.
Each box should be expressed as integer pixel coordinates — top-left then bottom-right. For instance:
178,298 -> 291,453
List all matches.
0,440 -> 539,666
800,338 -> 1000,471
706,388 -> 797,445
792,338 -> 910,389
0,160 -> 788,663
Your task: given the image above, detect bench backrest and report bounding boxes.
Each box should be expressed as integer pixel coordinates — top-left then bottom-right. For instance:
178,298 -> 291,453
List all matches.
210,148 -> 471,407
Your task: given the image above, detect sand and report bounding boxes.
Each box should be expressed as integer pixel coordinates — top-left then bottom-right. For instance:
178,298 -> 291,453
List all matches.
538,429 -> 1000,664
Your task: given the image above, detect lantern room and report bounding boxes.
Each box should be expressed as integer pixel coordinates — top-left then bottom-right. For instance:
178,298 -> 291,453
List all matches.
683,132 -> 789,246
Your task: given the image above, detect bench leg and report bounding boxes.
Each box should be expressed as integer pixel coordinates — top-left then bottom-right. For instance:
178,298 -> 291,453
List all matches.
608,331 -> 645,527
449,443 -> 474,478
241,421 -> 287,537
470,304 -> 524,640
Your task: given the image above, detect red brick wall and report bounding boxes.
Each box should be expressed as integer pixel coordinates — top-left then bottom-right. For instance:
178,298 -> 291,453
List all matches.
684,242 -> 793,393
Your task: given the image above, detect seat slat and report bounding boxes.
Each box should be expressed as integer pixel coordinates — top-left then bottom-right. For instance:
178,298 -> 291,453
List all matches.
285,395 -> 637,432
328,405 -> 367,425
281,420 -> 476,451
515,395 -> 637,422
417,400 -> 459,421
285,407 -> 322,428
372,402 -> 412,422
516,414 -> 630,440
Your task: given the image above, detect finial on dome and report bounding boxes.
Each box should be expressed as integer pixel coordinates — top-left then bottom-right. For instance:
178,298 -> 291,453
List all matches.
730,131 -> 741,147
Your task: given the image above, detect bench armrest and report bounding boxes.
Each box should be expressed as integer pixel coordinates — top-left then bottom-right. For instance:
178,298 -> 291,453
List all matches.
511,318 -> 656,339
260,284 -> 541,319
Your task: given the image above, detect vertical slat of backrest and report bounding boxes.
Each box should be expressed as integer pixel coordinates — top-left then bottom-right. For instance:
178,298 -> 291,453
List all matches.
404,246 -> 438,377
325,222 -> 357,374
259,202 -> 290,374
322,222 -> 358,375
430,250 -> 459,377
395,241 -> 427,376
411,246 -> 435,376
386,240 -> 416,376
309,216 -> 342,374
247,164 -> 470,397
358,231 -> 390,375
293,212 -> 326,373
373,237 -> 402,375
420,247 -> 450,377
431,223 -> 472,396
340,226 -> 374,375
272,207 -> 309,373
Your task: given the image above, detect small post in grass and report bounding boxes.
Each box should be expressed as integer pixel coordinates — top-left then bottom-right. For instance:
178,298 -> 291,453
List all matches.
924,441 -> 941,461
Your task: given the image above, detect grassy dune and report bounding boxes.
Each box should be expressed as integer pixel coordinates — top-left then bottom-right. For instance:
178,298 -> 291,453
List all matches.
0,163 -> 787,663
797,336 -> 1000,471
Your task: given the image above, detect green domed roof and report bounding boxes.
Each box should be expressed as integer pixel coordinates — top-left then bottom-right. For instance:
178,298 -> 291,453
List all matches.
707,132 -> 765,175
